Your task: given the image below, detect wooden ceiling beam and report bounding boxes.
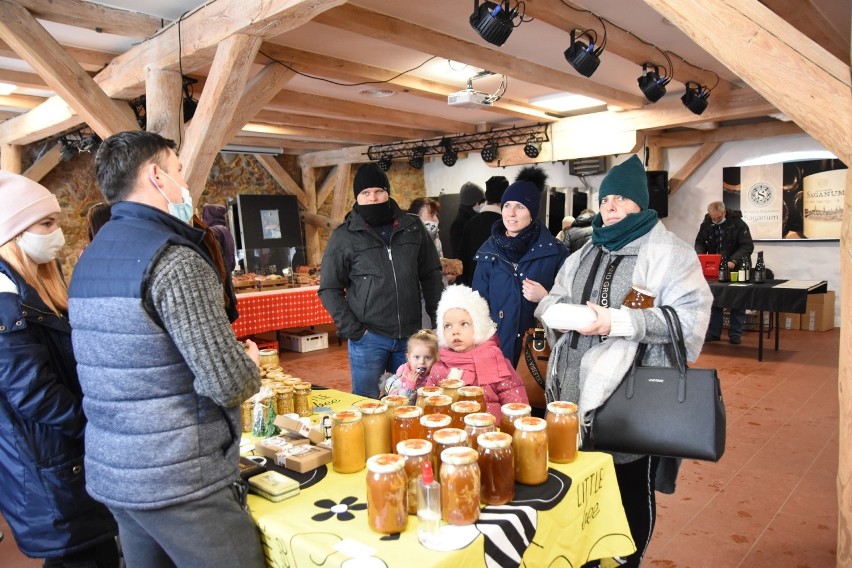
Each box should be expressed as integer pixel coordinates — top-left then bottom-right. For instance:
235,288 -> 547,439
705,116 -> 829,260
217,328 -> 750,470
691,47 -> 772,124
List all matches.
0,38 -> 114,71
315,4 -> 646,110
243,122 -> 400,144
0,92 -> 43,110
231,135 -> 347,152
0,1 -> 139,141
12,0 -> 164,38
180,34 -> 262,196
252,109 -> 442,140
0,0 -> 345,145
224,63 -> 297,144
649,120 -> 803,147
258,43 -> 555,123
643,0 -> 851,166
759,0 -> 850,65
255,154 -> 308,208
525,0 -> 738,93
300,145 -> 372,169
22,142 -> 61,182
668,142 -> 721,195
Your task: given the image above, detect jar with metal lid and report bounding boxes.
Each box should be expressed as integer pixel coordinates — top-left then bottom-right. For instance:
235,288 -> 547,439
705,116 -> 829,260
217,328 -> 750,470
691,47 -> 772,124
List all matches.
284,377 -> 302,388
240,399 -> 253,433
477,432 -> 515,505
415,386 -> 443,409
432,427 -> 468,479
423,394 -> 453,416
440,446 -> 481,525
457,385 -> 486,411
419,413 -> 452,447
274,386 -> 294,416
512,417 -> 548,485
396,439 -> 433,515
366,454 -> 408,534
500,402 -> 532,437
439,378 -> 465,402
546,401 -> 579,464
449,400 -> 481,429
381,395 -> 410,419
258,349 -> 279,368
464,412 -> 497,453
391,405 -> 423,450
293,382 -> 313,417
355,401 -> 392,457
331,410 -> 366,474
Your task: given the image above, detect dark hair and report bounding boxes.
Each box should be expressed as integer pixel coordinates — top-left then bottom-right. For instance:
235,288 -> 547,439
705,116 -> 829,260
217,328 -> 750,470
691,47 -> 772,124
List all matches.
86,202 -> 112,242
408,197 -> 441,216
95,131 -> 177,203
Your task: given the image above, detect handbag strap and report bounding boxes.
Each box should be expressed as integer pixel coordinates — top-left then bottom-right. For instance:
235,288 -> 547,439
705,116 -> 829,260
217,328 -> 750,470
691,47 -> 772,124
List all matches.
660,305 -> 689,402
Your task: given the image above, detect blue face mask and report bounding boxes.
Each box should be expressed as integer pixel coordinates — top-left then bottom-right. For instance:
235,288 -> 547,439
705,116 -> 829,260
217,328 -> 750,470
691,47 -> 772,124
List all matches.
158,170 -> 194,223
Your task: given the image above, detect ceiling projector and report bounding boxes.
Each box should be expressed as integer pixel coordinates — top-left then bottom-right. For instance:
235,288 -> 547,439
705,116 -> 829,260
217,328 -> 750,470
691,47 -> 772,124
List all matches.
448,89 -> 492,108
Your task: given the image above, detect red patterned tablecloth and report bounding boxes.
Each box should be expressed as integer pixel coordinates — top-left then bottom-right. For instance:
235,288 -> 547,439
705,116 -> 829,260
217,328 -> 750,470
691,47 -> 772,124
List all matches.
231,286 -> 333,338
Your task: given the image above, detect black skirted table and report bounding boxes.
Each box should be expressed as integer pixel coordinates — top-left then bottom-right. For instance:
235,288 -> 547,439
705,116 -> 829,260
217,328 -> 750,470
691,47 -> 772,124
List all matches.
707,279 -> 827,361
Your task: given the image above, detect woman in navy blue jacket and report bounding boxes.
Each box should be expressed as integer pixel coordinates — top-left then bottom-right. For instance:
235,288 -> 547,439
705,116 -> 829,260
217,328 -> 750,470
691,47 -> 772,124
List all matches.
0,172 -> 118,566
472,167 -> 569,366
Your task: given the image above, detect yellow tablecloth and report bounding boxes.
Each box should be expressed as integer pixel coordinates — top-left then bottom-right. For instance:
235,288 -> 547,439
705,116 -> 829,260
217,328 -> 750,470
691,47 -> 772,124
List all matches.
246,389 -> 635,567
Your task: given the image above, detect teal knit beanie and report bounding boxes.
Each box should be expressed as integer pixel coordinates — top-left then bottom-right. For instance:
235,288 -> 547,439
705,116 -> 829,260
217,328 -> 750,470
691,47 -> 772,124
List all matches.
598,155 -> 648,210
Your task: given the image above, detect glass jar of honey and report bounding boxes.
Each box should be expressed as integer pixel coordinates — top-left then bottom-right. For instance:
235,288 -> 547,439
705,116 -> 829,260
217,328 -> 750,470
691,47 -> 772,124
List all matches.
284,377 -> 302,388
423,394 -> 453,416
513,417 -> 548,485
546,401 -> 579,464
274,386 -> 294,416
258,348 -> 279,368
432,427 -> 468,480
477,432 -> 515,505
331,410 -> 366,474
419,413 -> 452,447
622,285 -> 656,309
440,446 -> 481,525
438,378 -> 465,402
415,386 -> 443,409
449,400 -> 481,430
457,385 -> 486,411
396,439 -> 433,515
391,406 -> 423,450
293,382 -> 313,417
356,401 -> 392,458
366,454 -> 408,534
241,399 -> 253,433
463,412 -> 497,453
500,402 -> 532,437
381,395 -> 409,419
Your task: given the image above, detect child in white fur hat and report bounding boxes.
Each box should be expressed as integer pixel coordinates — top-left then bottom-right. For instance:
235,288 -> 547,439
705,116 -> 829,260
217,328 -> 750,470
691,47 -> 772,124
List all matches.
428,285 -> 528,422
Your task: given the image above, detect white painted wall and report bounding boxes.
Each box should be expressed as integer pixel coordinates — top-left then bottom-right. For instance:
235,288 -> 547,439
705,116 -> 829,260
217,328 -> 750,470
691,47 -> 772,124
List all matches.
424,134 -> 841,325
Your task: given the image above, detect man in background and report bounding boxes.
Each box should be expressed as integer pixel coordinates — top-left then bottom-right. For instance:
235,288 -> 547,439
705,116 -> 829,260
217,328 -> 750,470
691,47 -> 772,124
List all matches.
448,181 -> 485,259
457,175 -> 509,286
695,200 -> 754,344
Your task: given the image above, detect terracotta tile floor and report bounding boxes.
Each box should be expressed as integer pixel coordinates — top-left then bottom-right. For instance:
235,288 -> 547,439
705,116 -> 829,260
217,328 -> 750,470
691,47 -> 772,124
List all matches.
1,324 -> 840,567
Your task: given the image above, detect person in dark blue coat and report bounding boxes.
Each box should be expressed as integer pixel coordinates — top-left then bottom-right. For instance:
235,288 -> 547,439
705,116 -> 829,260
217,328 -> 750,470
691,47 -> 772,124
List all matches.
0,171 -> 118,566
472,166 -> 569,366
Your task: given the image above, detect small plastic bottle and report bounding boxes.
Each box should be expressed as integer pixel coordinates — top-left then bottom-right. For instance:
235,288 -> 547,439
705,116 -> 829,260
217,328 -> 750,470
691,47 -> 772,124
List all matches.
417,461 -> 441,544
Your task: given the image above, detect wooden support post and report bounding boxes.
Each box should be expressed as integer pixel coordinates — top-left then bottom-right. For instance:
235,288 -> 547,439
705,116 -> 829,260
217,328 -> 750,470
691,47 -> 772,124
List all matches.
1,143 -> 22,173
255,154 -> 308,208
23,143 -> 61,181
145,68 -> 184,143
668,142 -> 721,195
301,164 -> 320,265
646,143 -> 664,171
301,211 -> 339,230
330,163 -> 351,223
316,166 -> 337,209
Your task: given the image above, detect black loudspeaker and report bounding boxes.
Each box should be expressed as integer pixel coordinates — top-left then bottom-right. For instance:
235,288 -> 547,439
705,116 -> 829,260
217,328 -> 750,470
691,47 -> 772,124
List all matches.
647,171 -> 669,218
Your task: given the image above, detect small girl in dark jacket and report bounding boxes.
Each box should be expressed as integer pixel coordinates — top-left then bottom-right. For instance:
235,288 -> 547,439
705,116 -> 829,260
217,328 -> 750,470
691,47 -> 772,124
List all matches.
0,172 -> 118,565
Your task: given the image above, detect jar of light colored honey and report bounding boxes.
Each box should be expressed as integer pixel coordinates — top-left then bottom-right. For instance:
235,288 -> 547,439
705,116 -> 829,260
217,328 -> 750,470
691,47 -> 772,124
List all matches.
381,395 -> 409,419
258,349 -> 279,368
477,432 -> 515,505
366,454 -> 408,534
423,394 -> 453,416
419,413 -> 452,447
331,410 -> 366,474
356,401 -> 392,458
415,386 -> 443,409
440,446 -> 481,525
432,427 -> 468,480
513,417 -> 548,485
457,385 -> 486,411
500,402 -> 531,437
293,382 -> 313,417
391,405 -> 423,450
449,400 -> 481,429
439,378 -> 465,402
274,386 -> 294,415
464,412 -> 497,453
396,439 -> 433,515
546,401 -> 579,464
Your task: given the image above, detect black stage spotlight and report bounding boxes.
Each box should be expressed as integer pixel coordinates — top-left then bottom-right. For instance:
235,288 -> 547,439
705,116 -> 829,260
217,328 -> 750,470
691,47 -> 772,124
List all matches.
470,1 -> 520,47
564,28 -> 604,78
441,141 -> 458,167
409,147 -> 426,170
637,64 -> 671,103
681,81 -> 710,115
523,136 -> 541,159
481,141 -> 498,163
378,154 -> 392,172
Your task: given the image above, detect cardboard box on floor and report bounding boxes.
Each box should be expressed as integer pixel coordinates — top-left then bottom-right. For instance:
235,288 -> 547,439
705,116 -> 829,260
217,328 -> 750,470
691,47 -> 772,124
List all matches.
801,291 -> 835,331
780,313 -> 800,331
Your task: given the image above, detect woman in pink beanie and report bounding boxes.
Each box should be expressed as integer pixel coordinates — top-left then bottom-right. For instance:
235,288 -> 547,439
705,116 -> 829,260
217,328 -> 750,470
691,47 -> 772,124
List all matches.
0,172 -> 119,565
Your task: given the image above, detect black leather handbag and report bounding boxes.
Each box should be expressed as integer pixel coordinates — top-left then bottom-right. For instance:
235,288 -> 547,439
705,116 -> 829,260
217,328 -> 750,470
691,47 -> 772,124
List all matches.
587,305 -> 726,462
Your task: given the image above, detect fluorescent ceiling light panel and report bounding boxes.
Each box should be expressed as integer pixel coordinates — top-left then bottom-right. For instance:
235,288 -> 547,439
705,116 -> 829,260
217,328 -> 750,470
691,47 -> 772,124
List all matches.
0,83 -> 18,95
221,144 -> 283,155
529,93 -> 605,112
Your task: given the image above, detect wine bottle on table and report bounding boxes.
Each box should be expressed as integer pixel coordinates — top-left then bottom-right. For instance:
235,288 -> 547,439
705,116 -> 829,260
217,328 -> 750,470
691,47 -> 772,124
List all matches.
753,251 -> 766,284
718,257 -> 728,282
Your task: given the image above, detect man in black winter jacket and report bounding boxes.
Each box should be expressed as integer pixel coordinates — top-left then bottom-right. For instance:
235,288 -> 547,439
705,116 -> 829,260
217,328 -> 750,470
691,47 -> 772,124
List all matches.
695,201 -> 754,344
319,164 -> 443,398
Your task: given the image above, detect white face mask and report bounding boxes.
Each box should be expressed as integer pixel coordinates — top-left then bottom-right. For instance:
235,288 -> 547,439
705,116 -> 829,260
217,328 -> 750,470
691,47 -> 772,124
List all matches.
157,170 -> 194,223
422,220 -> 439,239
18,228 -> 65,264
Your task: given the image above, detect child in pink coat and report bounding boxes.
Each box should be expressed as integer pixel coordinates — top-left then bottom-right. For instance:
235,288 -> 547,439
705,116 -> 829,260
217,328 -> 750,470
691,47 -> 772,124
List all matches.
384,329 -> 448,405
428,285 -> 528,422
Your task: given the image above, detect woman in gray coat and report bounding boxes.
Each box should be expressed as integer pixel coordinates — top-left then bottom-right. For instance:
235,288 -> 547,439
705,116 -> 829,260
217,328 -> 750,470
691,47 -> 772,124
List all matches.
535,156 -> 712,567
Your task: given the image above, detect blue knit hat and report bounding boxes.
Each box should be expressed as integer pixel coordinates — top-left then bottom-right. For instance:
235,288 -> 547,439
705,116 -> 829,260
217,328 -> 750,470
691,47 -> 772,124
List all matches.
598,155 -> 648,210
501,166 -> 546,218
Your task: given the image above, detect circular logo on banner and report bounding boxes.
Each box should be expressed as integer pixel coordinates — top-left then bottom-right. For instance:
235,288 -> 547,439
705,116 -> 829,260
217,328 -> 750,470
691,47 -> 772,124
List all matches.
747,181 -> 774,207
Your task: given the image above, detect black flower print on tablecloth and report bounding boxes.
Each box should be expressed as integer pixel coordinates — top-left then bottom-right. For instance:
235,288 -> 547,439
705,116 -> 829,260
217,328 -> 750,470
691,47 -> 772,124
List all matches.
312,496 -> 367,522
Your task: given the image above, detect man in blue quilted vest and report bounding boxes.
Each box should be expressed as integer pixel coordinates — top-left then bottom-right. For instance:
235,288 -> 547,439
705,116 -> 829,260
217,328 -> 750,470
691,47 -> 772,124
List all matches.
68,131 -> 265,567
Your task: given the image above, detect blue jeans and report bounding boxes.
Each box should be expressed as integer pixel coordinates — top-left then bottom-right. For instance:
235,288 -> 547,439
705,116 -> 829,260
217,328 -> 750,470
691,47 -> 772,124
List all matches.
348,331 -> 408,398
708,307 -> 746,339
